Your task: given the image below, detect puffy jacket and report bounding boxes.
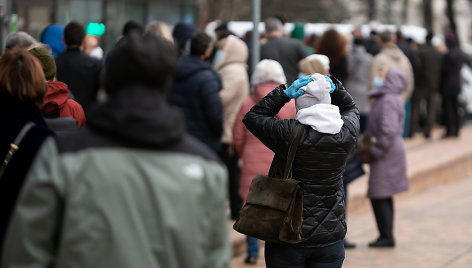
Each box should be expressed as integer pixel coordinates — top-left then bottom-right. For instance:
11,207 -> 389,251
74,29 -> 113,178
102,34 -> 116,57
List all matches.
214,35 -> 250,144
43,81 -> 86,127
2,86 -> 230,268
169,55 -> 223,152
233,82 -> 296,201
243,79 -> 359,247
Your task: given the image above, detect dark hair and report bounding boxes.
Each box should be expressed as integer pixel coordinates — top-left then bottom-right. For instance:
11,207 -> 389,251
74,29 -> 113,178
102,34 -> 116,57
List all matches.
0,51 -> 47,107
426,30 -> 434,43
105,32 -> 177,94
122,20 -> 144,36
190,32 -> 212,57
64,21 -> 86,47
315,29 -> 347,67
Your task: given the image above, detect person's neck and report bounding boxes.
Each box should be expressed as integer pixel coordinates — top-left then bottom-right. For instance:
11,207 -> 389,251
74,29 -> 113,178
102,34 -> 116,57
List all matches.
67,45 -> 82,51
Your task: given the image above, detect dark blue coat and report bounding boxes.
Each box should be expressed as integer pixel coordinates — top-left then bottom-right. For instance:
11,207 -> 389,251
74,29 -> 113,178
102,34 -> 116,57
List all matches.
168,55 -> 223,152
0,95 -> 54,255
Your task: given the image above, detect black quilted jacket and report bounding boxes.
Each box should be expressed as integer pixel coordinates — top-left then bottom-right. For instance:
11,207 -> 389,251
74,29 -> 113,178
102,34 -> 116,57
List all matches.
242,77 -> 360,247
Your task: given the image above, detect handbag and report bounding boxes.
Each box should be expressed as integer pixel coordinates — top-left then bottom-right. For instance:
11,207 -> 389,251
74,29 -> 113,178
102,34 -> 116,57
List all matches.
356,133 -> 372,163
233,123 -> 304,244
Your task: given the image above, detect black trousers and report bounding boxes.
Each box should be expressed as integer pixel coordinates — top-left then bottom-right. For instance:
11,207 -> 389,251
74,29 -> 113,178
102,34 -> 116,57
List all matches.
219,143 -> 242,220
409,89 -> 438,137
441,94 -> 460,136
370,197 -> 394,239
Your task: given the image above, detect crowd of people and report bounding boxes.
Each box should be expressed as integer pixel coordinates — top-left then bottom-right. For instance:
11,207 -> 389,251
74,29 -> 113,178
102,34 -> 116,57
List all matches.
0,15 -> 469,268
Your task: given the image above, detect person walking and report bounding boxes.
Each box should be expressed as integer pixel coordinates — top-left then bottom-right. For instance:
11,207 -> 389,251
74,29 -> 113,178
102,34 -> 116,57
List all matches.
243,73 -> 359,267
168,32 -> 223,153
213,34 -> 250,220
0,51 -> 54,259
55,21 -> 102,111
2,33 -> 230,268
366,68 -> 409,247
233,59 -> 296,265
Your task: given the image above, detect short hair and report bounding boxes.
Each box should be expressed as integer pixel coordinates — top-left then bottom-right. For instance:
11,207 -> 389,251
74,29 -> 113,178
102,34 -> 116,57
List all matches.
105,33 -> 177,94
122,20 -> 144,36
379,30 -> 393,43
5,32 -> 36,50
264,17 -> 283,34
64,21 -> 86,47
145,21 -> 174,43
190,32 -> 212,57
0,51 -> 47,107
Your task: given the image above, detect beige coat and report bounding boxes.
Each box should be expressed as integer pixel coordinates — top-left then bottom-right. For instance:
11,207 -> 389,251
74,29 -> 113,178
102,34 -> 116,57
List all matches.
214,35 -> 250,144
369,45 -> 414,102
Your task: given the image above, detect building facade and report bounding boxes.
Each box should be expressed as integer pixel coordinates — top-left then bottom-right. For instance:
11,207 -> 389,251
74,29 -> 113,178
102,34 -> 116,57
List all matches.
2,0 -> 198,51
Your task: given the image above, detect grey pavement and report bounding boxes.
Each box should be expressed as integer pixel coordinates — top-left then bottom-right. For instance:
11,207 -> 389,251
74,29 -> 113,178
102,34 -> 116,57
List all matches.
230,125 -> 472,267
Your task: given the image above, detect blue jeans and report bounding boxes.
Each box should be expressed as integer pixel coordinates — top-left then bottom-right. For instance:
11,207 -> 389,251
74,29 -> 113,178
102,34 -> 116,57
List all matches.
265,240 -> 344,268
247,236 -> 259,257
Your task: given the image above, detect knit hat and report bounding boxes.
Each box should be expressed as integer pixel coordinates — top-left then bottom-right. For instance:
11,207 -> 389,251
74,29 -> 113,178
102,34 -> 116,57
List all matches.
105,32 -> 178,94
29,46 -> 56,81
172,22 -> 198,50
251,59 -> 287,86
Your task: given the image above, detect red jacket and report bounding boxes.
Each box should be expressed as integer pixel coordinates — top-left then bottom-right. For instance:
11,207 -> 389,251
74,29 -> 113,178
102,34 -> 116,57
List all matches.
43,81 -> 86,127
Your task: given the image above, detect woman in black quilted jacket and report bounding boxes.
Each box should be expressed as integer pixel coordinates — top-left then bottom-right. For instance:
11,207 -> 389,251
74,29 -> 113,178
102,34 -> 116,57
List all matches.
243,73 -> 359,267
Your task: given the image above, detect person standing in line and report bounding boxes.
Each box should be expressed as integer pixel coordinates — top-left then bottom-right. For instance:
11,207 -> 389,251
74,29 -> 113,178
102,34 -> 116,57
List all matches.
172,22 -> 198,56
29,46 -> 86,129
316,29 -> 349,84
439,32 -> 465,138
409,31 -> 443,138
365,68 -> 409,247
55,21 -> 102,112
0,51 -> 54,260
2,33 -> 230,268
233,59 -> 296,265
260,17 -> 308,84
243,73 -> 359,267
3,32 -> 36,53
213,35 -> 250,220
168,32 -> 223,153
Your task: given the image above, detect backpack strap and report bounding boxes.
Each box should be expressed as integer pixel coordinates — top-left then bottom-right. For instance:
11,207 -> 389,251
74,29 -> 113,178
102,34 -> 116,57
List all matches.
0,122 -> 35,179
283,123 -> 303,180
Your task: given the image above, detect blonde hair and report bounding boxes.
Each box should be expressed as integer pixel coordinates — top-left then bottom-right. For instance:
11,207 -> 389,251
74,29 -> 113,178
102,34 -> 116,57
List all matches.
298,54 -> 330,76
145,21 -> 174,43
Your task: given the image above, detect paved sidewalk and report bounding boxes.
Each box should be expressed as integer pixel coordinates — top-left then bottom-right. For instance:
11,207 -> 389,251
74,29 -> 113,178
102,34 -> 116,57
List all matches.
231,174 -> 472,268
231,125 -> 472,267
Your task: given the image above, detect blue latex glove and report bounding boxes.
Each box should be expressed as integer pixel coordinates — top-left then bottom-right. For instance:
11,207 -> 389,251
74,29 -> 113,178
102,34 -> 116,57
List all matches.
324,75 -> 336,93
284,75 -> 312,98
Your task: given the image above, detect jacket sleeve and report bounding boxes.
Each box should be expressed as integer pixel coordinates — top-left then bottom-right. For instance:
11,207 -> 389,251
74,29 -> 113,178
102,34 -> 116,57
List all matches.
369,99 -> 400,159
330,76 -> 360,139
203,163 -> 231,268
200,72 -> 224,139
242,84 -> 295,155
233,103 -> 247,157
2,138 -> 63,268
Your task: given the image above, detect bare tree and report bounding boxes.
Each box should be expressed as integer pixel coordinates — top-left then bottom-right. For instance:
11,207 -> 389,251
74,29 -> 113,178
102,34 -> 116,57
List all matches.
423,0 -> 433,31
446,0 -> 458,40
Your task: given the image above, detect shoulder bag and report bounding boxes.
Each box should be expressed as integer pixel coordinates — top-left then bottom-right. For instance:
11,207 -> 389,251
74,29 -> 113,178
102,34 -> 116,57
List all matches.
233,123 -> 304,244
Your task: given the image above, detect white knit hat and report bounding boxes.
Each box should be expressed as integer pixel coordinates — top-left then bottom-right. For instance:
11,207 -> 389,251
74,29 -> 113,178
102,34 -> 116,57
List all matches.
251,59 -> 287,86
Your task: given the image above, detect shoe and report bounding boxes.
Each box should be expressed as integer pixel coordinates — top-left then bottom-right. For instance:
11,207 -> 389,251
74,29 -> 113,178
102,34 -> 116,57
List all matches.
368,237 -> 395,248
344,239 -> 356,249
244,256 -> 258,265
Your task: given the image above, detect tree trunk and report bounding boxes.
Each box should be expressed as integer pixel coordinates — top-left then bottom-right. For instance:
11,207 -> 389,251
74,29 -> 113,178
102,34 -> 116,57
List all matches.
446,0 -> 458,38
423,0 -> 433,31
368,0 -> 376,21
